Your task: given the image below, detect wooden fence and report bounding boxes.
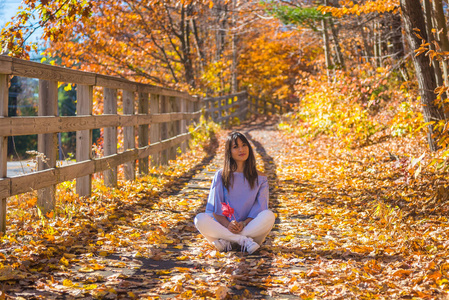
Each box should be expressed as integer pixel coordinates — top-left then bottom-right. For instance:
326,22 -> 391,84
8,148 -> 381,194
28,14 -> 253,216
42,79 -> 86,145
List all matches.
0,56 -> 288,234
203,91 -> 248,125
0,56 -> 202,233
248,94 -> 286,115
203,91 -> 286,125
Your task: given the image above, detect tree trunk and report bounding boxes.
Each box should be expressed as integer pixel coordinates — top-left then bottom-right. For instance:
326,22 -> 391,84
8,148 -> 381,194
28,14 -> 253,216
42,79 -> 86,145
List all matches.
385,13 -> 409,81
231,0 -> 238,93
215,2 -> 228,61
373,21 -> 381,67
329,18 -> 345,69
400,0 -> 446,151
423,0 -> 444,87
358,17 -> 372,64
191,18 -> 206,74
322,0 -> 332,81
180,5 -> 196,88
432,0 -> 449,117
377,21 -> 384,67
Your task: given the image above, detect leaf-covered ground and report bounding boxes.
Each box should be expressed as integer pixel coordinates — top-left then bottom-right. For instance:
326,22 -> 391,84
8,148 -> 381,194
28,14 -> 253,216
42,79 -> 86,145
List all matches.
2,117 -> 449,299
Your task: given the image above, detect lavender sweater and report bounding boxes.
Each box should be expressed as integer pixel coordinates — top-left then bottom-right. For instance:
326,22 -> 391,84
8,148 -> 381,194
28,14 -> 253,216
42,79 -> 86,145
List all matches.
205,170 -> 269,222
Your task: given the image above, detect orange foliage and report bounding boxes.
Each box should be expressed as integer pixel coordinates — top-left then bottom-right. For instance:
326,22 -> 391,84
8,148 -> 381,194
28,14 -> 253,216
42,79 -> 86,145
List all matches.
318,0 -> 399,18
2,0 -> 305,100
238,20 -> 315,102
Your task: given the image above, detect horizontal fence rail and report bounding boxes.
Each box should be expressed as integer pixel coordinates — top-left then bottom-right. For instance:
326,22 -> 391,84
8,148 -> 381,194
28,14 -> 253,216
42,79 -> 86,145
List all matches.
0,56 -> 202,233
0,112 -> 201,136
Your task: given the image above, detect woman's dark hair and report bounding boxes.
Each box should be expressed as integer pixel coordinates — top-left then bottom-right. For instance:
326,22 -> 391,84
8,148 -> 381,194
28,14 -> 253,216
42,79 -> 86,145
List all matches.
222,131 -> 258,190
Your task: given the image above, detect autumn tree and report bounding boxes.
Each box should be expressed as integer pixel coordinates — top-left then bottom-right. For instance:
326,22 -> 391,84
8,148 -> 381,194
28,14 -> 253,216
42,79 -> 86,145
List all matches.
1,1 -> 223,89
3,0 -> 293,97
238,19 -> 307,104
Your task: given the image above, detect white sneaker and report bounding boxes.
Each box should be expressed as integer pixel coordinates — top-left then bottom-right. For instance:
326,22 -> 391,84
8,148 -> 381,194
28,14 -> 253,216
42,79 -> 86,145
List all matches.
241,237 -> 260,254
212,239 -> 232,252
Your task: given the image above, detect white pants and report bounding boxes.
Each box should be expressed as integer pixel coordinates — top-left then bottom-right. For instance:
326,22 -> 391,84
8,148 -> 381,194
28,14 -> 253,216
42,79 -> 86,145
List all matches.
194,210 -> 275,245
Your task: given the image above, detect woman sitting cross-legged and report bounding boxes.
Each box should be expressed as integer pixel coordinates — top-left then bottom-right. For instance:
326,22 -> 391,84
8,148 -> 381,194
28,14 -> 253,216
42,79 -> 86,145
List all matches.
194,131 -> 275,254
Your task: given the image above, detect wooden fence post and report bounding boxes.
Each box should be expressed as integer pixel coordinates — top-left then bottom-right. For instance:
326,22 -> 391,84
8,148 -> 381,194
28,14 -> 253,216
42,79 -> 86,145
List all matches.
219,98 -> 224,125
209,99 -> 215,122
252,96 -> 255,114
123,90 -> 135,181
150,94 -> 160,165
76,85 -> 93,197
38,79 -> 58,213
247,93 -> 250,117
0,74 -> 8,233
243,93 -> 248,120
240,94 -> 245,121
160,95 -> 168,165
227,97 -> 232,126
214,99 -> 218,122
196,97 -> 201,123
180,97 -> 187,153
138,92 -> 149,175
187,99 -> 193,125
103,88 -> 117,187
247,94 -> 252,114
204,98 -> 210,120
169,96 -> 177,161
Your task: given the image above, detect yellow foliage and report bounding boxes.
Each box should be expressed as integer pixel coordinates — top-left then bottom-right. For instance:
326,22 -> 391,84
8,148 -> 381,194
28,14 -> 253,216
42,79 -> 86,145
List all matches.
318,0 -> 399,17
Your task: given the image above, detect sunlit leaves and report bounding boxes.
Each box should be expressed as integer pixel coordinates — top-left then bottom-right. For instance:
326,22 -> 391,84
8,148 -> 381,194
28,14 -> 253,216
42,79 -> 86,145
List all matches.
238,19 -> 305,103
318,0 -> 399,18
1,0 -> 93,58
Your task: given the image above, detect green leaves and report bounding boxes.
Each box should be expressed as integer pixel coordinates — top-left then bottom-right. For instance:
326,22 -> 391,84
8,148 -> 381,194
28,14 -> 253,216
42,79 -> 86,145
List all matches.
268,4 -> 325,31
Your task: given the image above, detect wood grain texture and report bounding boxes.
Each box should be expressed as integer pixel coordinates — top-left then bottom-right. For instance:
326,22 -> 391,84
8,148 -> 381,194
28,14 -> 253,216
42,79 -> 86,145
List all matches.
97,75 -> 137,92
0,74 -> 8,233
0,75 -> 8,178
123,90 -> 136,181
76,84 -> 93,197
138,92 -> 149,175
168,97 -> 177,161
103,87 -> 118,187
13,59 -> 95,85
0,57 -> 13,74
139,132 -> 190,159
37,79 -> 58,213
0,179 -> 9,200
180,98 -> 187,153
160,96 -> 168,165
149,94 -> 160,165
138,84 -> 197,101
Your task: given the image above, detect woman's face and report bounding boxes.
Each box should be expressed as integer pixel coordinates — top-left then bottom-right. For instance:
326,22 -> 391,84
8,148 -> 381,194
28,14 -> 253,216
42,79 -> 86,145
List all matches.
231,137 -> 249,163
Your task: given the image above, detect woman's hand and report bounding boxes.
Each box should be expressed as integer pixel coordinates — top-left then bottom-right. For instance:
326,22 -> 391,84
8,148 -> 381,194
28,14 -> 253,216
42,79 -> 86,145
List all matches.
228,220 -> 244,233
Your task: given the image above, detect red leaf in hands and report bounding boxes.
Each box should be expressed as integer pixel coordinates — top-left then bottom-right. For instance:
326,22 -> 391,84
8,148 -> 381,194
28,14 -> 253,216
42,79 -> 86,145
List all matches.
221,202 -> 234,219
